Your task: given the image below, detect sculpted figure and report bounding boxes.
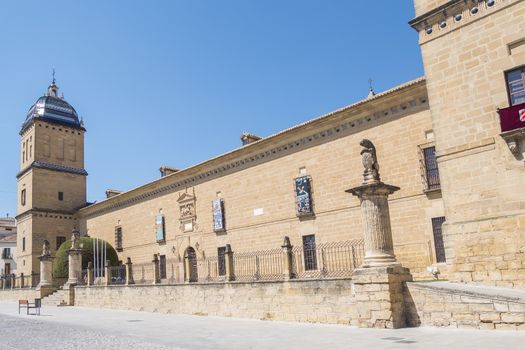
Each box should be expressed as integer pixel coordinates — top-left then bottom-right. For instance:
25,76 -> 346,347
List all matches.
42,240 -> 51,257
71,230 -> 80,249
360,139 -> 380,184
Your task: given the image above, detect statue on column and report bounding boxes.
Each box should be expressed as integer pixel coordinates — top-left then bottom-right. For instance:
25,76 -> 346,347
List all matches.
42,240 -> 51,257
360,139 -> 380,184
71,229 -> 80,250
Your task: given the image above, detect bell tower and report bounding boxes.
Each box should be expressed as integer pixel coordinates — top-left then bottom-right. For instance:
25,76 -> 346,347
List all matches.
16,79 -> 87,275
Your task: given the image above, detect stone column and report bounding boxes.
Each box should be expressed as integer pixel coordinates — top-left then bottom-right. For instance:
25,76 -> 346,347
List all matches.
104,260 -> 111,286
20,273 -> 25,289
347,183 -> 400,267
125,257 -> 134,285
87,262 -> 94,286
281,236 -> 294,280
11,274 -> 15,289
183,252 -> 192,283
152,254 -> 160,284
346,139 -> 414,329
224,244 -> 235,282
65,248 -> 83,287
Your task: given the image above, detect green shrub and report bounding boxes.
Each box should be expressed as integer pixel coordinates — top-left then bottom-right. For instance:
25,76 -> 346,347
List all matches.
52,237 -> 120,278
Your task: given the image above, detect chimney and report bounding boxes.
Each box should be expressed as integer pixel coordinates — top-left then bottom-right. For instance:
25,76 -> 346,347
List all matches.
240,132 -> 262,146
105,189 -> 122,199
160,166 -> 180,177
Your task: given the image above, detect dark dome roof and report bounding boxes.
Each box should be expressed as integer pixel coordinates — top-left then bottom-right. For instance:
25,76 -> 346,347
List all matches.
21,82 -> 82,132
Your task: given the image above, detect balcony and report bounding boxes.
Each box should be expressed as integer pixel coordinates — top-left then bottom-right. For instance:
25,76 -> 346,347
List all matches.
498,102 -> 525,156
1,253 -> 13,260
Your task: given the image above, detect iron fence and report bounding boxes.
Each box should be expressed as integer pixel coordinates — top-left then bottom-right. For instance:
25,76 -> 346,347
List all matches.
292,239 -> 364,279
109,265 -> 126,285
165,259 -> 184,284
233,248 -> 284,282
195,256 -> 223,282
133,263 -> 155,285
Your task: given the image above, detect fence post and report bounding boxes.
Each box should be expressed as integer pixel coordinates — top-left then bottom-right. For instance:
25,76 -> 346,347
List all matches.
224,244 -> 235,282
152,254 -> 160,284
0,276 -> 3,289
281,236 -> 294,280
11,274 -> 15,289
87,262 -> 94,286
104,260 -> 111,286
126,257 -> 134,285
20,273 -> 25,289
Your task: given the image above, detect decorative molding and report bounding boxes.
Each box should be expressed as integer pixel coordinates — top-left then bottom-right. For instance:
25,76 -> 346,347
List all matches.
17,161 -> 88,179
80,82 -> 429,219
178,191 -> 196,233
410,0 -> 517,44
500,128 -> 525,156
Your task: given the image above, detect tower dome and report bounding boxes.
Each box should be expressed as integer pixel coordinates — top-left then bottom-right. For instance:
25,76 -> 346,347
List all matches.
21,81 -> 82,133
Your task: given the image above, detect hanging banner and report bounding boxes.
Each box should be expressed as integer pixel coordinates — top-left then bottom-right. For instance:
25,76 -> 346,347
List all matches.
155,214 -> 165,242
295,176 -> 313,216
212,198 -> 225,232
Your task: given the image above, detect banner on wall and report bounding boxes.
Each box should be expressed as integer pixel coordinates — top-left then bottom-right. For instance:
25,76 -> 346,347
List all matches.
212,198 -> 225,232
155,214 -> 165,242
295,176 -> 313,216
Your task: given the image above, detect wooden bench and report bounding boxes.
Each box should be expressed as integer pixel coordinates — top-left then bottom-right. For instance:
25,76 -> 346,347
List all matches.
18,299 -> 41,315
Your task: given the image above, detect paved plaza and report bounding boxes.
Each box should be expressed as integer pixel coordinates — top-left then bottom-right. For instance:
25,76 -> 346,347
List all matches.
0,301 -> 524,349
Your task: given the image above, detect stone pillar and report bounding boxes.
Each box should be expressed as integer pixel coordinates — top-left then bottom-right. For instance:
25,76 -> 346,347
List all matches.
125,257 -> 134,285
152,254 -> 160,284
104,260 -> 111,286
345,139 -> 414,329
37,255 -> 54,290
20,273 -> 25,289
65,248 -> 83,287
184,252 -> 192,283
87,262 -> 94,286
281,236 -> 294,280
224,244 -> 235,281
11,274 -> 15,289
347,183 -> 400,267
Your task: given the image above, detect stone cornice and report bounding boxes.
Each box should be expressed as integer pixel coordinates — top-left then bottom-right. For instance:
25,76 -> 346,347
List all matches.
409,0 -> 521,45
17,161 -> 88,179
79,78 -> 428,219
16,208 -> 77,221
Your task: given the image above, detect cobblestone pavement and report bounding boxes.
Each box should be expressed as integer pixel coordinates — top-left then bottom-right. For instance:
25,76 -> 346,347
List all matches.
1,301 -> 525,350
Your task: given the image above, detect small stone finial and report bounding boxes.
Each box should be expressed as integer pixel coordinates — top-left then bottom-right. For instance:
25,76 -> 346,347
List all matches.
360,139 -> 381,184
281,236 -> 292,248
42,240 -> 51,257
47,70 -> 59,97
52,68 -> 56,84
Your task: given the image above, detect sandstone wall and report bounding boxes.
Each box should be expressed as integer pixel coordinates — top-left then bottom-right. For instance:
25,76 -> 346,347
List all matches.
0,289 -> 40,302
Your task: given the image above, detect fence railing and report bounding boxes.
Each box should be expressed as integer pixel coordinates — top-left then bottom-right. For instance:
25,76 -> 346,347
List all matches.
233,248 -> 284,282
133,263 -> 155,285
292,239 -> 365,279
0,273 -> 41,289
74,238 -> 364,287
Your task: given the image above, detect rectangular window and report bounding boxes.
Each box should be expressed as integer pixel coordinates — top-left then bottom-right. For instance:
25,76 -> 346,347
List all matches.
21,189 -> 26,206
58,192 -> 64,201
302,234 -> 318,271
422,146 -> 440,191
115,227 -> 123,251
5,263 -> 10,275
506,67 -> 525,106
431,216 -> 447,263
159,254 -> 166,279
217,247 -> 226,276
1,248 -> 11,259
56,236 -> 66,250
22,237 -> 26,252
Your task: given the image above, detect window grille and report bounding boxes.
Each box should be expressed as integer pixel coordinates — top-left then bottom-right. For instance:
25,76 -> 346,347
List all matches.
56,236 -> 66,250
420,146 -> 440,191
159,255 -> 166,279
217,247 -> 226,276
431,216 -> 446,263
302,235 -> 318,271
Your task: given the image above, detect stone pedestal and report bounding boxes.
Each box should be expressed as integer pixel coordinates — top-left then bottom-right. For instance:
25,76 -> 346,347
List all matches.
352,266 -> 413,328
346,182 -> 400,267
281,237 -> 294,280
37,255 -> 55,297
64,248 -> 83,288
152,254 -> 160,284
125,257 -> 134,285
224,244 -> 235,282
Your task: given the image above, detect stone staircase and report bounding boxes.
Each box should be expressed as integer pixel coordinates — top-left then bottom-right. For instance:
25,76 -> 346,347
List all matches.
41,287 -> 69,306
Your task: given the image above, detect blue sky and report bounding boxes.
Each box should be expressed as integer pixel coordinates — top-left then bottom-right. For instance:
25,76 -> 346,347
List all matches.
0,1 -> 423,217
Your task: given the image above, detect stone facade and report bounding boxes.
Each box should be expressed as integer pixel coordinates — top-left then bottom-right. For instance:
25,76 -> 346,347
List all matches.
77,80 -> 445,281
411,0 -> 525,288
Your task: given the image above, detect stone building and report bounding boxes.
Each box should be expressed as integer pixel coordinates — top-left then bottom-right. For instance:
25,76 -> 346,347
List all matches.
14,0 -> 525,292
0,217 -> 16,275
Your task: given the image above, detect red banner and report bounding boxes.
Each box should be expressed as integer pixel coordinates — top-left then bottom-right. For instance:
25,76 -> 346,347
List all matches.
498,102 -> 525,132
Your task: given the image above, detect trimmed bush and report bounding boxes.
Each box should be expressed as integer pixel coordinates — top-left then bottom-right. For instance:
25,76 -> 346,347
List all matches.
52,237 -> 120,278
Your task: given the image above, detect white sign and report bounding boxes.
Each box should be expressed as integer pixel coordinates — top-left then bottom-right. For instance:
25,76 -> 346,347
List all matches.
253,208 -> 264,216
